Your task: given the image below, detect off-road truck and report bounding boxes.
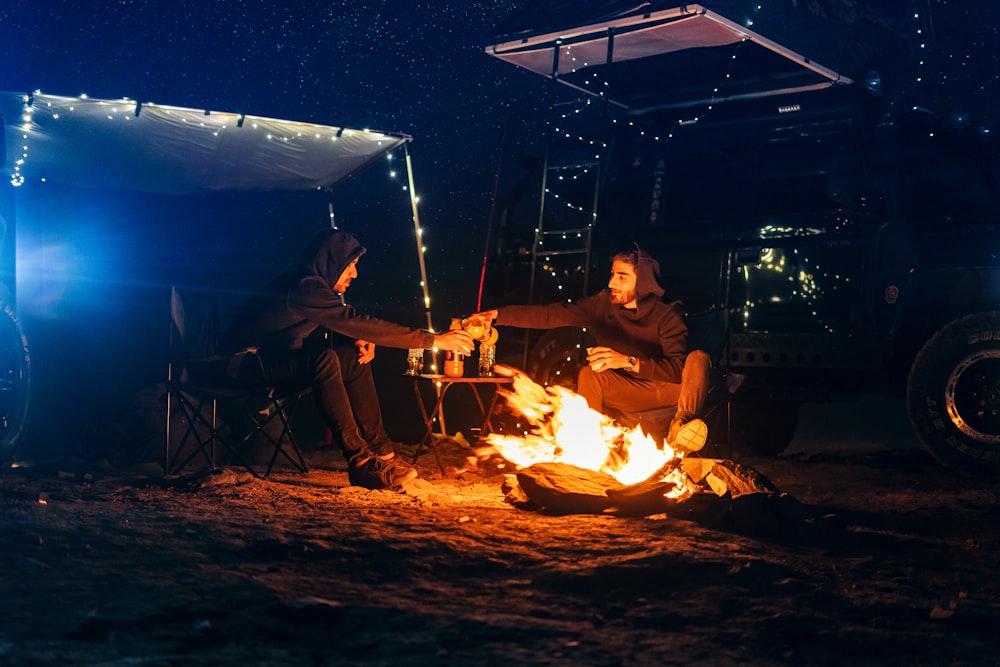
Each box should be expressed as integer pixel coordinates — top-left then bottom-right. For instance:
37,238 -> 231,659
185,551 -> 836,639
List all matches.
483,3 -> 1000,475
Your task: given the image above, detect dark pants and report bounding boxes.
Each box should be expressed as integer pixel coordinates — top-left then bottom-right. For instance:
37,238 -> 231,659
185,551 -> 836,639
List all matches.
575,350 -> 712,422
245,344 -> 390,460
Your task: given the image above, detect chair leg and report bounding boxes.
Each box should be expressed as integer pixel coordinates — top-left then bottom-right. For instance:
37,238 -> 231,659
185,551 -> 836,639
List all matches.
264,410 -> 309,477
166,390 -> 224,475
226,395 -> 309,479
258,397 -> 308,477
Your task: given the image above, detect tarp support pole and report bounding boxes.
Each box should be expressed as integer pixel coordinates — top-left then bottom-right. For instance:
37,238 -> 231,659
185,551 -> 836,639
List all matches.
404,143 -> 434,331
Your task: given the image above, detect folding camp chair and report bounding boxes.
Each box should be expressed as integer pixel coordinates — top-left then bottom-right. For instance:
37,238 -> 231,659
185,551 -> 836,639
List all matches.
617,308 -> 743,458
164,286 -> 308,478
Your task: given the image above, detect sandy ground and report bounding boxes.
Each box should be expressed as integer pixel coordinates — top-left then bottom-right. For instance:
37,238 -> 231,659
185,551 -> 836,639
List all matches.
1,395 -> 999,666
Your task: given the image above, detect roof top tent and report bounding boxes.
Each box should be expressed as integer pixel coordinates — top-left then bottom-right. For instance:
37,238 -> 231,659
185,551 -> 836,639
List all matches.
0,91 -> 427,463
482,1 -> 922,308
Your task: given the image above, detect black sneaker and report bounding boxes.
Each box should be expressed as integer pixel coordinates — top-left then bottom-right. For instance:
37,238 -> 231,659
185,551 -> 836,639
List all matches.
369,439 -> 409,459
348,453 -> 418,490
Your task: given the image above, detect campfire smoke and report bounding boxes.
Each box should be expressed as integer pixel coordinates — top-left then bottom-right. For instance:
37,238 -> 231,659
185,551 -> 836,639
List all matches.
481,366 -> 696,498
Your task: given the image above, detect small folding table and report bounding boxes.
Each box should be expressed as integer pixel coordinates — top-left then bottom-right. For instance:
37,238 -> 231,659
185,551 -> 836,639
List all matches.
409,374 -> 513,474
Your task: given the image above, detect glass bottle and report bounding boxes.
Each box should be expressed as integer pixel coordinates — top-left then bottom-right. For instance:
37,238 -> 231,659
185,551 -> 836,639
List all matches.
478,343 -> 496,377
444,318 -> 465,377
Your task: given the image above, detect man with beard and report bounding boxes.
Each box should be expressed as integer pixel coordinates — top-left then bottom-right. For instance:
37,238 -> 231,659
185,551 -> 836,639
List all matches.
473,245 -> 711,452
223,228 -> 473,490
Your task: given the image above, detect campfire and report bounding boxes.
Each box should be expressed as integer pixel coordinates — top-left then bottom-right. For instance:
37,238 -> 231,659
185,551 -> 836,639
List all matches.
482,366 -> 696,495
477,365 -> 791,522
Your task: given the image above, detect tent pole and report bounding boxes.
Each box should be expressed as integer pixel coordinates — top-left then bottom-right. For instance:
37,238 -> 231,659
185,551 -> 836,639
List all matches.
404,143 -> 434,331
405,143 -> 444,425
477,111 -> 508,311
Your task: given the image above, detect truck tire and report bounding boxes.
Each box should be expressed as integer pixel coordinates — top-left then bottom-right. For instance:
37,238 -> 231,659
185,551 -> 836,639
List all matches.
730,397 -> 800,456
907,311 -> 1000,477
527,328 -> 593,391
0,300 -> 30,466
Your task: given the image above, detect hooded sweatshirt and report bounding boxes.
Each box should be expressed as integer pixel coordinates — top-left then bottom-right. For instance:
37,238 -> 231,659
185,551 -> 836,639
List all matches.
496,248 -> 687,384
223,229 -> 436,352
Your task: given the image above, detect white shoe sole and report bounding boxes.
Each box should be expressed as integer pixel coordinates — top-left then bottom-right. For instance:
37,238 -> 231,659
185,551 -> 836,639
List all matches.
673,418 -> 708,453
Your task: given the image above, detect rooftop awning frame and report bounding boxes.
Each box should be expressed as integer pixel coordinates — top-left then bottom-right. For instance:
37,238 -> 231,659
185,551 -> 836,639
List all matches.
1,91 -> 412,193
487,4 -> 853,113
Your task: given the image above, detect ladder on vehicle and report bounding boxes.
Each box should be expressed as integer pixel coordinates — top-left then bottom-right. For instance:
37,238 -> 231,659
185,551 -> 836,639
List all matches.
516,93 -> 612,370
528,95 -> 609,305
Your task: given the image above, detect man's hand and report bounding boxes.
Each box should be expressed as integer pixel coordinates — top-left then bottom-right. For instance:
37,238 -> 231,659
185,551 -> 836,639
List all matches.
355,339 -> 376,364
585,345 -> 630,372
471,309 -> 499,325
434,330 -> 474,356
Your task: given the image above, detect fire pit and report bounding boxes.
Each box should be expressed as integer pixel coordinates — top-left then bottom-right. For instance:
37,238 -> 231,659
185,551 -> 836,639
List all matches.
478,366 -> 803,530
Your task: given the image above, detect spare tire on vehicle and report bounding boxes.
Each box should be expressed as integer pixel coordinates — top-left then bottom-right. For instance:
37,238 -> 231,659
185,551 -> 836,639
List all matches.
907,311 -> 1000,477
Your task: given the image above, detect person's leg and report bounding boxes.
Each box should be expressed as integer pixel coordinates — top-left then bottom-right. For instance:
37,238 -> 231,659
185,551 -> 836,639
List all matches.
253,346 -> 368,459
674,349 -> 712,423
667,350 -> 713,451
576,366 -> 681,414
576,353 -> 713,452
255,346 -> 414,488
331,345 -> 395,456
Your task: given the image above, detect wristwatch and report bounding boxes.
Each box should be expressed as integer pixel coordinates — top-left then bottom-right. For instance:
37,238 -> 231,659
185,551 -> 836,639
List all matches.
626,355 -> 638,372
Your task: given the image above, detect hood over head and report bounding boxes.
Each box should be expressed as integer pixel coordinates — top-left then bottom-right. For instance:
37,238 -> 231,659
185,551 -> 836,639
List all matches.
627,244 -> 665,301
301,228 -> 367,289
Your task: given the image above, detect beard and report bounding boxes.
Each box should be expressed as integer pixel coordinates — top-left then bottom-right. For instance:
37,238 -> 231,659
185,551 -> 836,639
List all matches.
609,289 -> 636,305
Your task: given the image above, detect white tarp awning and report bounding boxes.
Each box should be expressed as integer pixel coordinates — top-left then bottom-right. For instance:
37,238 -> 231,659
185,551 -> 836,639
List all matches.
487,4 -> 852,112
0,91 -> 410,193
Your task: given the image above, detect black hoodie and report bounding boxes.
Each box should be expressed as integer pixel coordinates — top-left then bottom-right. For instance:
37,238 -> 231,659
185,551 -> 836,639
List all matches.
496,248 -> 687,384
223,229 -> 435,352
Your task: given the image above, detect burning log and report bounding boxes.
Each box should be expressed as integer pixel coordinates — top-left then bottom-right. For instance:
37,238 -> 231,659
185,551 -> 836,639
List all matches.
604,479 -> 680,516
511,457 -> 804,533
514,462 -> 623,514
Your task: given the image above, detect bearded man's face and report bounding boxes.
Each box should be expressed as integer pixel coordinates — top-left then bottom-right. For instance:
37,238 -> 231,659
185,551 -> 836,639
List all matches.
608,259 -> 637,306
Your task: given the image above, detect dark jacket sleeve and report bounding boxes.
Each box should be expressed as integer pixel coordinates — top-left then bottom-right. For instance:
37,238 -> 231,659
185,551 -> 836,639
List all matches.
496,295 -> 602,329
634,303 -> 687,384
289,277 -> 435,349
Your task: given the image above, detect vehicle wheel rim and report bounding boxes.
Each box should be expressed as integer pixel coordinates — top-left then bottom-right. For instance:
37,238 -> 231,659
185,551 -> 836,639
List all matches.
945,350 -> 1000,444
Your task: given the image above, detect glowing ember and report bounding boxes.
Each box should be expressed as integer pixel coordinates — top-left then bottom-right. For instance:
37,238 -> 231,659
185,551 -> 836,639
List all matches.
483,366 -> 696,498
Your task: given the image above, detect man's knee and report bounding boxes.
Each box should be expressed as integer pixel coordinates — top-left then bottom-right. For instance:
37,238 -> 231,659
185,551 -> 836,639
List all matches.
575,366 -> 604,412
681,349 -> 713,404
313,346 -> 346,381
685,349 -> 712,373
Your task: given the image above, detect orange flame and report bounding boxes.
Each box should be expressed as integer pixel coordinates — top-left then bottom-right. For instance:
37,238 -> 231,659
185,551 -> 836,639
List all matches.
484,367 -> 695,498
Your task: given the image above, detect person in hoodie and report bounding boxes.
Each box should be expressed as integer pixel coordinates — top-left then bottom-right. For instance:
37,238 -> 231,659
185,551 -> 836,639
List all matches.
223,228 -> 473,490
471,245 -> 712,452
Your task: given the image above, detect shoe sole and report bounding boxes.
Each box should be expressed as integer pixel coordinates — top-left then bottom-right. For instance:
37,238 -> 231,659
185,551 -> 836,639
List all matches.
349,460 -> 419,490
673,418 -> 708,453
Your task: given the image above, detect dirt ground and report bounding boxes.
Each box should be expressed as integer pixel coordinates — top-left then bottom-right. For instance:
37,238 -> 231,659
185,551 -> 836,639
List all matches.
2,412 -> 999,666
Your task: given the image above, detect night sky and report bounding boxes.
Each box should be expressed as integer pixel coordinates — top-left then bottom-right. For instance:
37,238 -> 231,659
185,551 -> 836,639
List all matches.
0,1 -> 996,449
0,0 -> 997,309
